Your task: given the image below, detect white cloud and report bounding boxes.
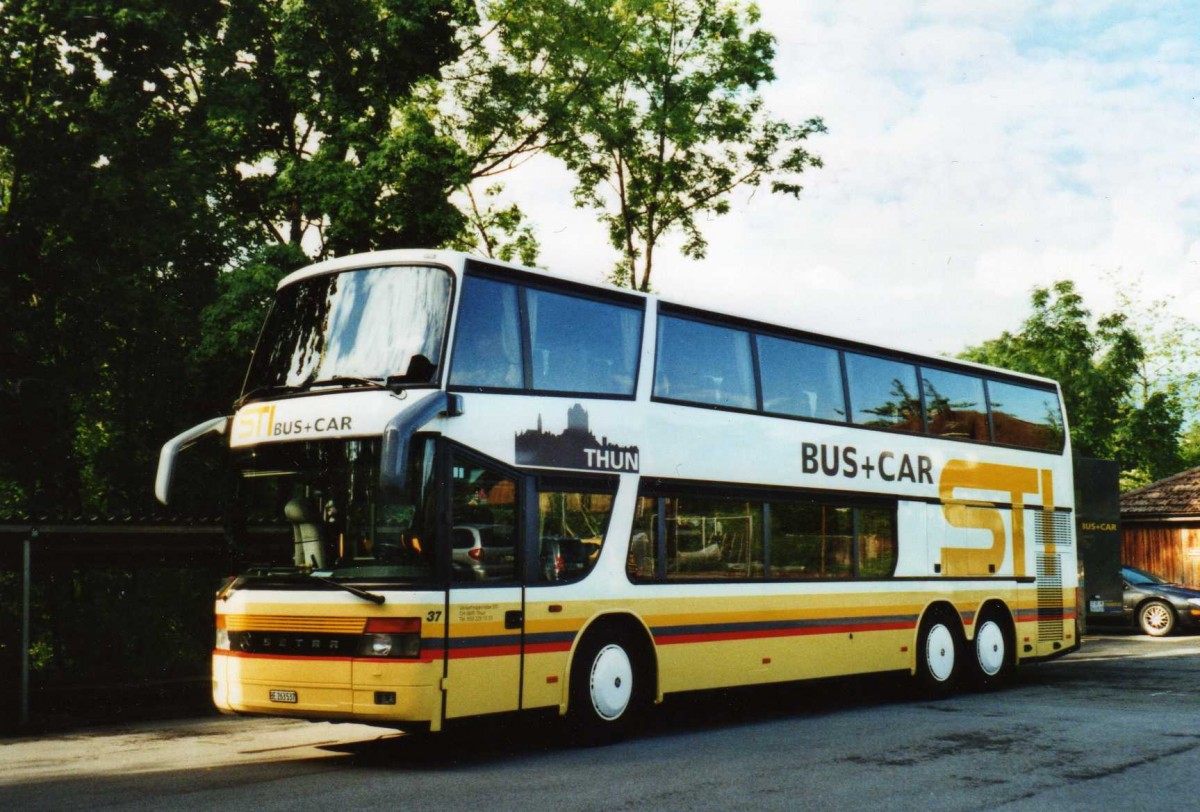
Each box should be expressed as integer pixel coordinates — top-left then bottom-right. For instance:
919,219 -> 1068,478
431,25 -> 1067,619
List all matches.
499,1 -> 1200,359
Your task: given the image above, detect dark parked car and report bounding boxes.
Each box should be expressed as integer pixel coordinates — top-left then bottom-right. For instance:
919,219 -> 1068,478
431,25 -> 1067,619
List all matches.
1122,566 -> 1200,636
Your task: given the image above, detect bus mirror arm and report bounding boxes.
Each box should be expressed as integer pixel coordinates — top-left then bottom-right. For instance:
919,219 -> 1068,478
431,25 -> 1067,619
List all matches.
380,392 -> 463,494
155,416 -> 229,505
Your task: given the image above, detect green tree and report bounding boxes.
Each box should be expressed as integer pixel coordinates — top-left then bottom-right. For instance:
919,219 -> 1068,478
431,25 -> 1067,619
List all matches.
1178,423 -> 1200,471
1111,273 -> 1200,419
191,0 -> 478,395
0,1 -> 477,514
449,184 -> 540,265
466,0 -> 823,291
202,0 -> 474,259
1109,272 -> 1200,481
960,280 -> 1183,485
0,1 -> 233,513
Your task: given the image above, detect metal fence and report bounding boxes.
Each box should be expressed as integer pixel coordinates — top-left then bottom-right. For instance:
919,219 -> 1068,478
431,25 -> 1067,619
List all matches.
1,518 -> 227,730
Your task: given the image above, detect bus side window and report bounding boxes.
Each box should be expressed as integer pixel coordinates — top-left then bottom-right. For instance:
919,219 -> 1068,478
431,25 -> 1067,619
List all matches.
536,489 -> 614,583
449,453 -> 518,583
663,496 -> 763,579
922,368 -> 989,442
845,353 -> 922,433
757,335 -> 846,421
654,316 -> 756,409
770,503 -> 854,579
627,496 -> 659,580
449,277 -> 524,389
527,289 -> 642,396
628,490 -> 898,582
987,379 -> 1064,451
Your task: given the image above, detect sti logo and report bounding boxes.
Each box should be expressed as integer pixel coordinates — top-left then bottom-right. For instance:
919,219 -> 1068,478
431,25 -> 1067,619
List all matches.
939,460 -> 1061,578
233,404 -> 277,443
233,404 -> 352,443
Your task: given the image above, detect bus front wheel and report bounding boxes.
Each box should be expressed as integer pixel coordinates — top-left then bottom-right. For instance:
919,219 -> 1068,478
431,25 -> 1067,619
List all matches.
568,628 -> 649,744
915,609 -> 965,698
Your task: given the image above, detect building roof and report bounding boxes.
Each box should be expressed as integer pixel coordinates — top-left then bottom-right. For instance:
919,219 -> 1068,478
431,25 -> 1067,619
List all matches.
1121,466 -> 1200,518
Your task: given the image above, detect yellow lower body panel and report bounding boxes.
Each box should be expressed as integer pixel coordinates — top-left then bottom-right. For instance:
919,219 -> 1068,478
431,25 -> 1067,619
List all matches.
216,653 -> 442,727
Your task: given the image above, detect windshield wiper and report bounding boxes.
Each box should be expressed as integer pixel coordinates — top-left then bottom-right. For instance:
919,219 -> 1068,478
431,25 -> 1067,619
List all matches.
235,383 -> 308,408
307,376 -> 388,390
310,575 -> 386,604
230,567 -> 385,603
235,376 -> 388,408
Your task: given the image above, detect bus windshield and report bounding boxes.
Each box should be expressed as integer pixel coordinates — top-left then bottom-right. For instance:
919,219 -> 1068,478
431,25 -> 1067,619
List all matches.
230,437 -> 439,584
244,264 -> 453,394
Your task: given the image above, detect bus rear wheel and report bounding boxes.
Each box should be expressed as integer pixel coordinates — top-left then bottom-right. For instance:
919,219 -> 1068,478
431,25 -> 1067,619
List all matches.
568,628 -> 649,744
970,609 -> 1014,689
915,609 -> 965,698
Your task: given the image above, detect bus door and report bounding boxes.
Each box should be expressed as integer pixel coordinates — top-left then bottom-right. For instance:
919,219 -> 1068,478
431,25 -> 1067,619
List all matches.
443,448 -> 525,719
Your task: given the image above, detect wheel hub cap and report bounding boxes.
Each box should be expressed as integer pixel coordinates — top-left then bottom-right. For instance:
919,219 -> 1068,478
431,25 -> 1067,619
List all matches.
590,644 -> 633,720
1145,605 -> 1170,630
926,623 -> 955,682
975,620 -> 1005,676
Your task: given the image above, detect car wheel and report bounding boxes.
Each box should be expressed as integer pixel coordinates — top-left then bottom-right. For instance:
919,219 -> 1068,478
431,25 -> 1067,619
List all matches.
568,628 -> 650,744
1138,600 -> 1175,637
915,608 -> 965,698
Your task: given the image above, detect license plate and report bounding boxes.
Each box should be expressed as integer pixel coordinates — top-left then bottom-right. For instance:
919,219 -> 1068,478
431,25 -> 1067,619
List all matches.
269,690 -> 298,704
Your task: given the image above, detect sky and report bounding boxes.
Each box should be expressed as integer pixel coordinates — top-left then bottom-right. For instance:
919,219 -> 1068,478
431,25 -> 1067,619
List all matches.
496,0 -> 1200,359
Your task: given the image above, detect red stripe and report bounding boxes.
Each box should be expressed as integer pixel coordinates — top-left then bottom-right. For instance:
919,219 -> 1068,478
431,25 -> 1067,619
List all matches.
524,641 -> 574,655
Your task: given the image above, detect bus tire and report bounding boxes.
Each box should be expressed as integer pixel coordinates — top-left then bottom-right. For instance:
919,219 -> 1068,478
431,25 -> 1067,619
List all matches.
970,607 -> 1014,690
914,608 -> 965,698
567,627 -> 649,744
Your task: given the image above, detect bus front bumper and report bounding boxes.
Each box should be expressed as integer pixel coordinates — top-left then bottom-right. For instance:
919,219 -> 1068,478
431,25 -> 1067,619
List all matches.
214,652 -> 443,728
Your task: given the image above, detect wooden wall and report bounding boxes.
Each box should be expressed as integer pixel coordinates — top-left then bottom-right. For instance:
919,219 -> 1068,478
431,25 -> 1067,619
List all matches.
1122,522 -> 1200,587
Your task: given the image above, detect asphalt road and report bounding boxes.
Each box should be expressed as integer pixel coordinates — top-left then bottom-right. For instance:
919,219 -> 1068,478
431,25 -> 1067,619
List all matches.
3,630 -> 1199,812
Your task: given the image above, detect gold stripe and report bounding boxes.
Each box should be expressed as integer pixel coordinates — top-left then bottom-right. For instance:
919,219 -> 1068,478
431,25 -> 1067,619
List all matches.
224,615 -> 367,634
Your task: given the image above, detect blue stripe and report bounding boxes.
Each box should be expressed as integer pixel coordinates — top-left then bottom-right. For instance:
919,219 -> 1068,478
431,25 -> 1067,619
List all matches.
651,614 -> 919,639
446,632 -> 522,651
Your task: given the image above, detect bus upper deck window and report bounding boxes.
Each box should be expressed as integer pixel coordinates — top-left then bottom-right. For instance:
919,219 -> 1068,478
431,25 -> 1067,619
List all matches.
654,316 -> 756,410
845,353 -> 921,433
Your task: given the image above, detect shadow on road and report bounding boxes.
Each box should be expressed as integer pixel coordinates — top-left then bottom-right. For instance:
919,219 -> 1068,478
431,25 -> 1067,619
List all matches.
311,670 -> 973,769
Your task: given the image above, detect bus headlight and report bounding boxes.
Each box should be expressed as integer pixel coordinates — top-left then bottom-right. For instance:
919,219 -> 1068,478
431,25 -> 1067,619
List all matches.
215,616 -> 230,651
359,618 -> 422,658
369,634 -> 394,656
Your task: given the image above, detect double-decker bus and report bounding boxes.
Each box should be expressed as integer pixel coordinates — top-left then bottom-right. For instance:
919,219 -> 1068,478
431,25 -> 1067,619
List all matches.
157,249 -> 1078,739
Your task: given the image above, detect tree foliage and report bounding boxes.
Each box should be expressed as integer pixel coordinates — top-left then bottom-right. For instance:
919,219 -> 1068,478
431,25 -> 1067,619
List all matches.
0,1 -> 476,515
1,1 -> 232,513
189,0 -> 478,396
205,0 -> 474,257
1108,274 -> 1200,481
960,281 -> 1183,485
449,184 -> 541,266
466,0 -> 824,291
1111,273 -> 1200,413
0,0 -> 818,517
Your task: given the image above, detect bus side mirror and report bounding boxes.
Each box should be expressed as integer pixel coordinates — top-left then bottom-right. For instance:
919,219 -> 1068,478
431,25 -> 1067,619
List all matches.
156,417 -> 229,505
380,392 -> 463,495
